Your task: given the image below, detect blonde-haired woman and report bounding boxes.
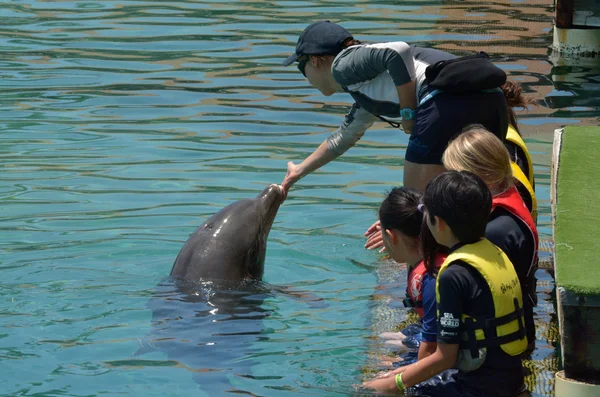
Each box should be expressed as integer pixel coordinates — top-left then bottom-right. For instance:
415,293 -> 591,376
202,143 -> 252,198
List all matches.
443,124 -> 538,352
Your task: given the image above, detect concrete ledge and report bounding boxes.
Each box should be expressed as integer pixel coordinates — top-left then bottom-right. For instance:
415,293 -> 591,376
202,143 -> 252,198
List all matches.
555,371 -> 599,396
552,26 -> 600,57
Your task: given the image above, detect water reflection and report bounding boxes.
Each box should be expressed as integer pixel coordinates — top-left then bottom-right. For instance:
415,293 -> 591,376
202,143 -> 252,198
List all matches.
133,279 -> 272,390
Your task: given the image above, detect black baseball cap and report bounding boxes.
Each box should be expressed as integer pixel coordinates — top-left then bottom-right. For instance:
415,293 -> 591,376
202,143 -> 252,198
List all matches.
282,21 -> 353,66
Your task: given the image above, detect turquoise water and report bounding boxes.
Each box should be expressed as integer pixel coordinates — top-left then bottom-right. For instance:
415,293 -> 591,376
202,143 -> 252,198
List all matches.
2,1 -> 599,396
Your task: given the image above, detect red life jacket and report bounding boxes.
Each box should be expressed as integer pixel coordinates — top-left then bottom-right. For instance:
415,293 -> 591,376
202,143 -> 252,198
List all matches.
491,185 -> 539,271
491,185 -> 539,306
404,253 -> 446,318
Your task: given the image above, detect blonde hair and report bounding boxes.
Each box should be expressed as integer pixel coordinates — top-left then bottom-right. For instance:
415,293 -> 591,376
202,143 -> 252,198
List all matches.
442,124 -> 513,192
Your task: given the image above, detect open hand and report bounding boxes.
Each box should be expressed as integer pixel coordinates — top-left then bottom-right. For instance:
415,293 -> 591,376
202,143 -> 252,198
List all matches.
364,220 -> 386,252
361,376 -> 399,394
361,365 -> 407,393
281,161 -> 303,199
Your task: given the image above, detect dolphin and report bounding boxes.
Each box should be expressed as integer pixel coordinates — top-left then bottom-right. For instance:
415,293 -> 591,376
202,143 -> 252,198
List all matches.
170,184 -> 284,282
127,184 -> 283,392
127,184 -> 327,393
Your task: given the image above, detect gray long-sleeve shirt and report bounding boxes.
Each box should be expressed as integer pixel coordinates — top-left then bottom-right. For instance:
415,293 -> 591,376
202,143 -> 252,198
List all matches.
326,43 -> 455,155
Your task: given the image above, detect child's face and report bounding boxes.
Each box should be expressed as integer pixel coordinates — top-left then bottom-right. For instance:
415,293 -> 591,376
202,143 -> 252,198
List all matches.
424,209 -> 450,248
383,228 -> 418,264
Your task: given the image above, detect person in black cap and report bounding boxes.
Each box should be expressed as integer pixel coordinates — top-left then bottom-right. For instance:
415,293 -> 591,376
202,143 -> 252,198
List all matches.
280,21 -> 509,194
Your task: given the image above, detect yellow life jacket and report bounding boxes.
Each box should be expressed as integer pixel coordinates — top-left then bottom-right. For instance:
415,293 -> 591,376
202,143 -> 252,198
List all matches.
506,126 -> 534,185
435,239 -> 527,368
506,125 -> 538,223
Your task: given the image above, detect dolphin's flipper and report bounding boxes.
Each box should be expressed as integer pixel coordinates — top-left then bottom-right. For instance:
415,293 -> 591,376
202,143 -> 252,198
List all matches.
270,284 -> 330,309
132,338 -> 158,357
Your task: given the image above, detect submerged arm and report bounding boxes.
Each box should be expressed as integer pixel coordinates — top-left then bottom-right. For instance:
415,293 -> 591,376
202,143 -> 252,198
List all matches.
361,343 -> 458,393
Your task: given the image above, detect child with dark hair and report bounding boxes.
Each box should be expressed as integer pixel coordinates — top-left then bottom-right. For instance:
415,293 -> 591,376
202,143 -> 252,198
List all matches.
363,170 -> 528,397
377,187 -> 447,361
443,127 -> 539,352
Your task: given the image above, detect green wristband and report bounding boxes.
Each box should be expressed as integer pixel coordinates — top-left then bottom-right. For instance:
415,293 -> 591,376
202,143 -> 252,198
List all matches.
395,373 -> 405,391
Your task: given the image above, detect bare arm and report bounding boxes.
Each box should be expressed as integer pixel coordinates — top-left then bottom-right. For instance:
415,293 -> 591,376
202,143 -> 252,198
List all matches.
397,81 -> 416,134
402,342 -> 458,386
418,341 -> 438,360
362,343 -> 458,393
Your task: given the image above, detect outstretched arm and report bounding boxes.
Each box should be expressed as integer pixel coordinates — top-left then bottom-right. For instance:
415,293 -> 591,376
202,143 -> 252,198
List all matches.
281,104 -> 376,196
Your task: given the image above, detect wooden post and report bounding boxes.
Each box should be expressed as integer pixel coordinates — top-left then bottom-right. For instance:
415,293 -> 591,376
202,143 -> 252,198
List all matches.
556,0 -> 574,28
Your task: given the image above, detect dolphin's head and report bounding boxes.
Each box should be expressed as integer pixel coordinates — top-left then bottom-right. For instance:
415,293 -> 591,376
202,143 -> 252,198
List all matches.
247,184 -> 284,279
170,184 -> 285,283
257,183 -> 284,221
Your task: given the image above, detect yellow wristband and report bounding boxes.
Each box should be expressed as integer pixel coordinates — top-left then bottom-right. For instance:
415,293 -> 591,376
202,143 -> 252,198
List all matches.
395,373 -> 405,391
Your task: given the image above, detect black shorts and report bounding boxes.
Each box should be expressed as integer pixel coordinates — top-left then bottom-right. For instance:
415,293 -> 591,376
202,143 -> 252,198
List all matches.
406,89 -> 509,165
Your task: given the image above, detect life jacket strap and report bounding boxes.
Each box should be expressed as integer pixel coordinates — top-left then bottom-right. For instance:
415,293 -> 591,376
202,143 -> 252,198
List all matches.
461,298 -> 526,356
464,316 -> 480,359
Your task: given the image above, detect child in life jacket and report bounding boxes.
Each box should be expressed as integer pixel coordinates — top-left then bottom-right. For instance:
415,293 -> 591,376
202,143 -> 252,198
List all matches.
362,171 -> 528,397
443,126 -> 539,353
377,187 -> 447,361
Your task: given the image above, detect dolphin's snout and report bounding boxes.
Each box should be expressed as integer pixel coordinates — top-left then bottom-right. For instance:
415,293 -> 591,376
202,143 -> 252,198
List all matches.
269,184 -> 284,199
258,184 -> 285,204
